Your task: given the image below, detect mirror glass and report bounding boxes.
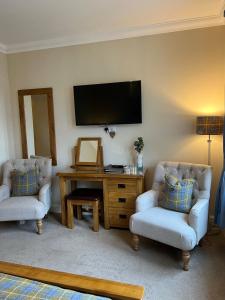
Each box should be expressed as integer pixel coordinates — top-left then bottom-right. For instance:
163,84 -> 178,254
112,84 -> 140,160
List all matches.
24,94 -> 51,158
79,140 -> 98,163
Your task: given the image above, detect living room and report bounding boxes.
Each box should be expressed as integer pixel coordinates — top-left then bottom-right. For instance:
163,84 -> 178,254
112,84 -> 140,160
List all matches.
0,1 -> 225,299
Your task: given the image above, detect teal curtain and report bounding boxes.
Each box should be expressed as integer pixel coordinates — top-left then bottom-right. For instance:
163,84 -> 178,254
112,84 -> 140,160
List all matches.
214,118 -> 225,228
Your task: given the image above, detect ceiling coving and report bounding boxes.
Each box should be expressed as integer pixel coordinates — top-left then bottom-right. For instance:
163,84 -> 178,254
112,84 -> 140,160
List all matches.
0,0 -> 224,53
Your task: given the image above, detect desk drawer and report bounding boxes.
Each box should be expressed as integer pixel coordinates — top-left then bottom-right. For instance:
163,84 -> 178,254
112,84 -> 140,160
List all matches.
108,192 -> 136,209
107,179 -> 137,193
109,208 -> 133,228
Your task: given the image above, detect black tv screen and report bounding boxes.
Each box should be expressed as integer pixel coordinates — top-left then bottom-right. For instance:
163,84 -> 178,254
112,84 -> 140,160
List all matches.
74,80 -> 142,125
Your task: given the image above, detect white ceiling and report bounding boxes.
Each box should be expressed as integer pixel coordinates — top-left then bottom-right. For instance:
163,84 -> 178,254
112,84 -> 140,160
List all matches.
0,0 -> 224,53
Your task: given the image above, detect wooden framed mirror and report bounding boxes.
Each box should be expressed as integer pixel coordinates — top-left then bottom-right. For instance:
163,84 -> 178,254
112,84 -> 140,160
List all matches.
18,88 -> 57,165
75,137 -> 103,170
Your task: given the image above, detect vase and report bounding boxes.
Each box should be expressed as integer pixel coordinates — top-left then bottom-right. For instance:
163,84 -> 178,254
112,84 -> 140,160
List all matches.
136,152 -> 143,173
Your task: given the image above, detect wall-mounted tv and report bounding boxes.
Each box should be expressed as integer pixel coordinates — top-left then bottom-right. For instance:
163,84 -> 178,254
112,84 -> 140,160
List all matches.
74,80 -> 142,125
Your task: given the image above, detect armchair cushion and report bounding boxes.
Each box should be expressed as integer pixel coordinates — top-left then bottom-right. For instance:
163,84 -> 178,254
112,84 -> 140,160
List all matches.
188,198 -> 209,243
136,190 -> 159,212
39,182 -> 51,213
3,158 -> 52,190
0,196 -> 46,221
159,174 -> 195,213
130,207 -> 197,251
0,185 -> 10,203
11,169 -> 39,196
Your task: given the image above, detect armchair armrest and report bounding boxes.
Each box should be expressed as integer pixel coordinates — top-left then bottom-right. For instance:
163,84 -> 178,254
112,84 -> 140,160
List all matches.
189,198 -> 209,243
0,185 -> 10,202
136,190 -> 159,212
39,183 -> 51,213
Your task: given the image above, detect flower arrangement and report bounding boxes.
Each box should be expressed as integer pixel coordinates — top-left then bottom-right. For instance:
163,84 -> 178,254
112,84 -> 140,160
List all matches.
134,137 -> 144,153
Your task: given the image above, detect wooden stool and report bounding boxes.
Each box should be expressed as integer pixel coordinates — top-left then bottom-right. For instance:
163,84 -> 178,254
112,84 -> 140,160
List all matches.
67,188 -> 103,232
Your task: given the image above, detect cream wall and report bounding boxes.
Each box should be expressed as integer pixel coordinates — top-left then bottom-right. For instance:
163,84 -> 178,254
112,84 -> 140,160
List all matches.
7,26 -> 225,212
0,52 -> 14,177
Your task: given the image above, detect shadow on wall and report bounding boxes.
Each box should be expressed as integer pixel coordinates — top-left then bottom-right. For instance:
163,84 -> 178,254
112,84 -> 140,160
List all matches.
144,167 -> 155,191
142,88 -> 196,158
142,89 -> 223,208
142,89 -> 195,190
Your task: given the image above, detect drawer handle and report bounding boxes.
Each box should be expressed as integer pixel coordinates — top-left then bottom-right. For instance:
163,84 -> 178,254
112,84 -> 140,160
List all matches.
118,183 -> 126,189
118,198 -> 126,203
119,214 -> 127,219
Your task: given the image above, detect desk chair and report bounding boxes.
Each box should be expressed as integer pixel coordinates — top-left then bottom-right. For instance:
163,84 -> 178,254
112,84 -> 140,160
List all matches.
67,188 -> 103,232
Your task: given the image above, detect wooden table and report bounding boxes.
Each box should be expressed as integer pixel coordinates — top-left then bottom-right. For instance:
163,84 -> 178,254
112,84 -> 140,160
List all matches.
57,169 -> 144,229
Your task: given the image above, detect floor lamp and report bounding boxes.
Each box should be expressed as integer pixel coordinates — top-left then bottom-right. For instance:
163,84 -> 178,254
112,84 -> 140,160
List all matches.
196,116 -> 223,165
196,116 -> 224,236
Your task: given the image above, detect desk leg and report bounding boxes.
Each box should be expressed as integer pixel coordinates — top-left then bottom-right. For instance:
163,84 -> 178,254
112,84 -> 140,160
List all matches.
137,178 -> 144,195
59,177 -> 67,226
103,179 -> 110,230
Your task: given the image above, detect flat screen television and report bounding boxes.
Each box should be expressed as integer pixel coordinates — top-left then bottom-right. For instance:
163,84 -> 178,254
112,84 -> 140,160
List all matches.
74,80 -> 142,125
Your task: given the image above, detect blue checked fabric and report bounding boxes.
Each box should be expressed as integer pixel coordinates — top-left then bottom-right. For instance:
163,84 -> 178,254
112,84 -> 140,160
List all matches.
11,168 -> 39,196
159,174 -> 195,213
0,273 -> 109,300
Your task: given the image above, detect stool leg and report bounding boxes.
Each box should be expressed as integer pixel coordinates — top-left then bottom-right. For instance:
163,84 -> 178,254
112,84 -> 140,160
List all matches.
93,201 -> 99,232
67,202 -> 74,229
100,202 -> 104,222
77,205 -> 82,220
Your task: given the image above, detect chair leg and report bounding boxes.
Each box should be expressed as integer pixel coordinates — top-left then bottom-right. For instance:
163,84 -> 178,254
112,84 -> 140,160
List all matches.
132,234 -> 140,251
77,205 -> 82,220
92,201 -> 99,232
67,201 -> 74,229
36,219 -> 43,234
182,251 -> 190,271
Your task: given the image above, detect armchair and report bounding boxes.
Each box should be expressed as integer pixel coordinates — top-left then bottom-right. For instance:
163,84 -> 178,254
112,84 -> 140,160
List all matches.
130,161 -> 212,270
0,158 -> 52,234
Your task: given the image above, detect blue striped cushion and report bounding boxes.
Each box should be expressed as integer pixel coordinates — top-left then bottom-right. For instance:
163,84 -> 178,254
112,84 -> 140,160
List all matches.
11,169 -> 39,196
159,174 -> 195,213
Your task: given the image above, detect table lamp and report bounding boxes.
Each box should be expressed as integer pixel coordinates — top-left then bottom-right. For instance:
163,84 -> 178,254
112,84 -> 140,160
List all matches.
196,116 -> 224,165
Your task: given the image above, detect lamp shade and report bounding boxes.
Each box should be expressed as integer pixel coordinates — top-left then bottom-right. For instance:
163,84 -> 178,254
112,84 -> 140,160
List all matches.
196,116 -> 224,135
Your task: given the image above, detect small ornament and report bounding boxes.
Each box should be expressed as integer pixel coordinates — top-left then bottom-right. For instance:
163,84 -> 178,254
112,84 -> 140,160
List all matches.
133,137 -> 144,172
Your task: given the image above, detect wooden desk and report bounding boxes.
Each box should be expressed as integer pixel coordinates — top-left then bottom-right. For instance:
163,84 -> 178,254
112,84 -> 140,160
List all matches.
57,169 -> 144,229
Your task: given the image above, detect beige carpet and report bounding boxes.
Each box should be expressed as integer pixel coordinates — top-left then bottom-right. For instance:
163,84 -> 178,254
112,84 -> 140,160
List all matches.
0,214 -> 225,300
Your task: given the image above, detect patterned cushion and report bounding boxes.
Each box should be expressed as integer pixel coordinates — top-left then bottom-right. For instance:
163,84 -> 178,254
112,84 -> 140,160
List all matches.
159,174 -> 195,213
11,169 -> 39,196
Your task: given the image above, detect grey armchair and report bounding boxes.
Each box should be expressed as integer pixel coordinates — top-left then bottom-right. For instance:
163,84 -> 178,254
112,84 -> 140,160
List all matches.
130,161 -> 212,270
0,158 -> 52,234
